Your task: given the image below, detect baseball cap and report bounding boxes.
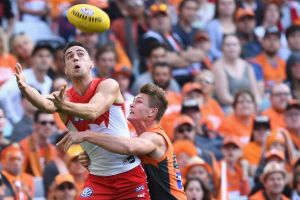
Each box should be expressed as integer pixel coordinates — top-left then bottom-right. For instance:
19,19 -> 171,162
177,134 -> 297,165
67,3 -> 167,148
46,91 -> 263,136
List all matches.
223,137 -> 243,149
265,149 -> 285,161
54,174 -> 75,186
1,143 -> 23,162
173,140 -> 198,158
111,64 -> 132,77
173,115 -> 195,130
253,116 -> 271,130
286,99 -> 300,111
181,99 -> 200,113
65,144 -> 84,165
149,3 -> 168,17
235,8 -> 255,21
265,130 -> 286,150
286,54 -> 300,68
263,26 -> 281,39
260,161 -> 286,182
193,31 -> 209,42
183,156 -> 212,177
182,82 -> 202,96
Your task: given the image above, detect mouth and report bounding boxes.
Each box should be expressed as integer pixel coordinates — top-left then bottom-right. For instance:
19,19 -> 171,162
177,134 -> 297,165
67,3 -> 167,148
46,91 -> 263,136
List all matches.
129,110 -> 134,115
74,65 -> 81,69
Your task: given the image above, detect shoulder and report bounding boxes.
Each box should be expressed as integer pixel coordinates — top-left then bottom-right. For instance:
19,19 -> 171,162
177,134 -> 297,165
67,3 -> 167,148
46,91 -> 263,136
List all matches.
140,131 -> 165,146
96,78 -> 120,91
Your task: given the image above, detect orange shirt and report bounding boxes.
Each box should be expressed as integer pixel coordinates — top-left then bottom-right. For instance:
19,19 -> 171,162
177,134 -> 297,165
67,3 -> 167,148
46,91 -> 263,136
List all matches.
219,114 -> 253,145
243,141 -> 262,166
290,131 -> 300,150
262,107 -> 286,130
249,190 -> 289,200
201,97 -> 224,127
0,54 -> 17,85
253,53 -> 286,88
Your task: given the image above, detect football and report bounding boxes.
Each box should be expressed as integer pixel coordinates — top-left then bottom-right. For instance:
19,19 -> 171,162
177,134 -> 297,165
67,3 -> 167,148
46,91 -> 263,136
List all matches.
66,4 -> 110,33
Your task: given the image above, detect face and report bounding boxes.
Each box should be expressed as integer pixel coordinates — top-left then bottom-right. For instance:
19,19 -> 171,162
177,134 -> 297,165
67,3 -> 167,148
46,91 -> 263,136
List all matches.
194,40 -> 211,53
237,17 -> 256,34
185,180 -> 204,200
196,76 -> 214,95
64,46 -> 94,79
156,14 -> 172,33
128,94 -> 156,124
264,4 -> 280,25
55,182 -> 77,200
13,35 -> 33,60
264,172 -> 285,196
52,77 -> 68,91
3,151 -> 23,175
69,159 -> 87,177
152,66 -> 171,90
180,1 -> 198,24
32,49 -> 53,72
269,142 -> 285,152
177,152 -> 191,169
291,62 -> 300,80
288,31 -> 300,51
174,124 -> 196,141
218,0 -> 236,17
187,166 -> 210,186
148,47 -> 167,66
114,74 -> 130,93
253,126 -> 270,144
96,51 -> 116,77
222,35 -> 241,59
222,144 -> 242,164
271,84 -> 291,111
262,35 -> 281,56
0,109 -> 6,131
75,32 -> 98,51
285,108 -> 300,131
54,49 -> 65,73
234,94 -> 255,117
35,113 -> 56,140
126,0 -> 145,18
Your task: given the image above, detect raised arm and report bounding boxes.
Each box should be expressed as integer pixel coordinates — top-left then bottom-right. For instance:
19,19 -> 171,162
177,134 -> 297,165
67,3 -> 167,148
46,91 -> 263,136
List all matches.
55,79 -> 121,120
58,131 -> 158,156
15,63 -> 57,113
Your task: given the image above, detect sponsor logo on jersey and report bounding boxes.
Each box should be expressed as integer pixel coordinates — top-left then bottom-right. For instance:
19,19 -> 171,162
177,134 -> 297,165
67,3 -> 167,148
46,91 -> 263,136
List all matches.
135,185 -> 145,192
123,155 -> 135,165
80,187 -> 93,198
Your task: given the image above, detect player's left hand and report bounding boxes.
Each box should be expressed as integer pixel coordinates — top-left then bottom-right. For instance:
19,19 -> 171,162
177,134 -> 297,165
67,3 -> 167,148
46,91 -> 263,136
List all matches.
56,131 -> 86,152
47,85 -> 67,109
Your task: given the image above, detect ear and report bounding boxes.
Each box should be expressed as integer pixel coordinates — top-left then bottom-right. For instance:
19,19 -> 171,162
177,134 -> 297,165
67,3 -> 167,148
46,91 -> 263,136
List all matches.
148,107 -> 158,118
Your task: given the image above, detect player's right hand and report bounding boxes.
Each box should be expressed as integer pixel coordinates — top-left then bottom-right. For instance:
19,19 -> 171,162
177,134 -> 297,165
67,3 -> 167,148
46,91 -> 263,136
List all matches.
78,151 -> 90,169
15,63 -> 27,90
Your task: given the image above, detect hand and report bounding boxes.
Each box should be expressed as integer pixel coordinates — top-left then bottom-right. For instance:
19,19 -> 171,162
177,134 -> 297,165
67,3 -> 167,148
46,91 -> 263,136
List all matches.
56,131 -> 86,152
47,85 -> 67,109
78,151 -> 90,169
15,63 -> 27,91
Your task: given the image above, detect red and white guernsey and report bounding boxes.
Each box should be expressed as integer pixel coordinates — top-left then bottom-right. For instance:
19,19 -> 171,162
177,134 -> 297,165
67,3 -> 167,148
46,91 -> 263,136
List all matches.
64,78 -> 140,176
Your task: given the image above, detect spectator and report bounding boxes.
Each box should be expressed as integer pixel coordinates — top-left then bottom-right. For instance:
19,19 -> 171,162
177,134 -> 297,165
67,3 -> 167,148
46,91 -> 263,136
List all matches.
173,115 -> 197,142
262,83 -> 292,130
10,33 -> 34,68
0,108 -> 10,151
285,24 -> 300,59
221,137 -> 250,198
280,0 -> 300,30
1,144 -> 35,199
0,43 -> 53,123
235,8 -> 262,58
243,116 -> 271,175
219,90 -> 256,144
193,0 -> 215,29
131,44 -> 180,94
94,45 -> 118,78
0,28 -> 17,86
48,174 -> 77,200
173,139 -> 198,171
181,99 -> 203,134
252,27 -> 286,91
237,0 -> 263,26
284,100 -> 300,150
286,54 -> 300,100
212,34 -> 260,110
249,162 -> 289,200
173,0 -> 199,49
206,0 -> 237,59
184,178 -> 212,200
0,0 -> 14,36
10,94 -> 36,143
292,159 -> 300,199
18,0 -> 49,22
19,111 -> 58,177
48,45 -> 68,80
192,30 -> 213,69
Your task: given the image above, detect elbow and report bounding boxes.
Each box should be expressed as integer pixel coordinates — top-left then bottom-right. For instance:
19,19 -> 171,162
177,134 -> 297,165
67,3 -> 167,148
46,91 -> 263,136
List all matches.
84,112 -> 98,121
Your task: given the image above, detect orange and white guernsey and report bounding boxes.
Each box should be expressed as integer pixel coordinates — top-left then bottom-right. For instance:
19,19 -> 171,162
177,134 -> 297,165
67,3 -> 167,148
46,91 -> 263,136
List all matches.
64,78 -> 140,176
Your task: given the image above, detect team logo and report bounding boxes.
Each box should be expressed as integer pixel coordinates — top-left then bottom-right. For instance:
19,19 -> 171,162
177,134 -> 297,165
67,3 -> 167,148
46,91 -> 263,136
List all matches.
123,155 -> 136,165
80,187 -> 93,198
80,8 -> 94,16
135,185 -> 145,192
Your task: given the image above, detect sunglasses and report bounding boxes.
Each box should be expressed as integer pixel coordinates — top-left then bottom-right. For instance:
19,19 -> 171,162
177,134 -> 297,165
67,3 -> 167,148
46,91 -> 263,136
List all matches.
57,183 -> 75,191
200,79 -> 213,85
39,121 -> 55,126
150,3 -> 168,13
177,126 -> 193,133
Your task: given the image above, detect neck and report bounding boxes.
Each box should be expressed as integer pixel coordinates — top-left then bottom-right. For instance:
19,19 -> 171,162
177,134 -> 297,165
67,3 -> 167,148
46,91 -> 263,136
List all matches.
265,191 -> 281,200
220,17 -> 233,23
236,114 -> 251,125
223,57 -> 237,66
179,20 -> 192,32
34,133 -> 47,147
131,119 -> 158,135
74,174 -> 86,182
264,52 -> 277,60
203,94 -> 210,103
71,76 -> 93,96
33,68 -> 46,83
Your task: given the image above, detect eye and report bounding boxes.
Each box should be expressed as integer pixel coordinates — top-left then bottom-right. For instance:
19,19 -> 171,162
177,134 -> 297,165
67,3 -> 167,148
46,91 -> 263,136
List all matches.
78,52 -> 84,57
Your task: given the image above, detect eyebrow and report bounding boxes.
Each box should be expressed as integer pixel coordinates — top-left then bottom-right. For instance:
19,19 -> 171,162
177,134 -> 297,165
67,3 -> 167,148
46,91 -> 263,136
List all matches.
65,49 -> 86,57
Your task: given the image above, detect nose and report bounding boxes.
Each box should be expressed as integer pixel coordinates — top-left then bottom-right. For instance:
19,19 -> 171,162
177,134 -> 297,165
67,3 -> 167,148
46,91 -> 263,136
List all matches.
73,54 -> 79,62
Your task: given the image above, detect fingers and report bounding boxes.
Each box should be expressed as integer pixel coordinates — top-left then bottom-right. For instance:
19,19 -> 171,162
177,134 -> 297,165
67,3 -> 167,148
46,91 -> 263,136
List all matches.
56,134 -> 68,147
78,152 -> 90,168
15,63 -> 22,74
59,85 -> 67,99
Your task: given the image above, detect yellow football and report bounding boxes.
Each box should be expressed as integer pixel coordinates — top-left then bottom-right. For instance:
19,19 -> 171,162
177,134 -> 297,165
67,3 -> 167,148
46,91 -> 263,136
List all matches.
66,4 -> 110,33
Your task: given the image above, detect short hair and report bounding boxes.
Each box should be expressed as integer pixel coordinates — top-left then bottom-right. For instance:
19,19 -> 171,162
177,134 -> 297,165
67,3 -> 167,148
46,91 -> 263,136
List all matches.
221,33 -> 239,46
178,0 -> 197,11
146,43 -> 167,58
95,45 -> 118,61
139,83 -> 168,122
34,110 -> 52,123
32,43 -> 54,57
286,24 -> 300,39
152,62 -> 171,71
63,41 -> 91,57
232,90 -> 255,108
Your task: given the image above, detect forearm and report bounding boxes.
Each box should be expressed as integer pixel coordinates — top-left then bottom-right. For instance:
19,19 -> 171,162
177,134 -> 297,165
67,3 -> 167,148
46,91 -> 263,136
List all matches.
21,85 -> 56,112
83,131 -> 132,155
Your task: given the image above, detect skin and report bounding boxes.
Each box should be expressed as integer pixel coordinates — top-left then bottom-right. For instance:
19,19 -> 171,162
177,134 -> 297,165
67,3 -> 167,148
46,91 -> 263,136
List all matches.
54,182 -> 77,200
234,93 -> 256,118
185,180 -> 204,200
152,66 -> 171,90
187,166 -> 210,187
95,51 -> 117,77
3,151 -> 24,176
174,124 -> 196,141
264,172 -> 285,199
270,83 -> 291,112
285,108 -> 300,132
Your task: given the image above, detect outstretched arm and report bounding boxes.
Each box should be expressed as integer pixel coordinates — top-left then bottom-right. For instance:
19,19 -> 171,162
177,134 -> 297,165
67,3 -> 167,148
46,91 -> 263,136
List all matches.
15,63 -> 57,113
57,131 -> 157,156
50,79 -> 121,120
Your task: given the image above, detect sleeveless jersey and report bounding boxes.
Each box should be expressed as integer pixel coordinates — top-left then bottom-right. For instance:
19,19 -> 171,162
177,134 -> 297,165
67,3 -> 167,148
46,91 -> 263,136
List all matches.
140,124 -> 187,200
65,78 -> 140,176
